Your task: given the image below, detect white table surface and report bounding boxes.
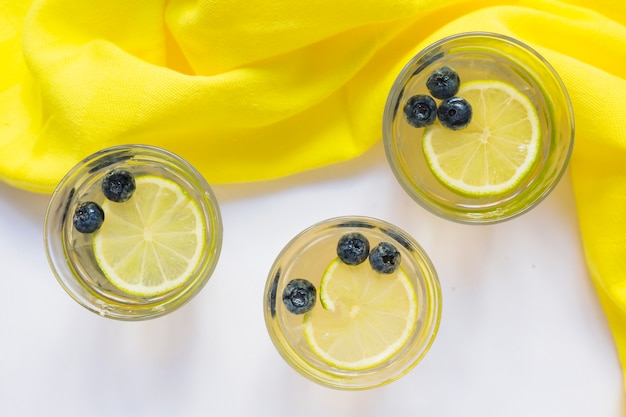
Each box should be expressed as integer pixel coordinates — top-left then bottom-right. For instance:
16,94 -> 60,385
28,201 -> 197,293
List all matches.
0,141 -> 623,417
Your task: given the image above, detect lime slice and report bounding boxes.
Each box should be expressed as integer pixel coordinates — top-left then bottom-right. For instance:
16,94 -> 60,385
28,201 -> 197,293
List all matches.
304,258 -> 418,370
423,80 -> 541,196
93,175 -> 206,296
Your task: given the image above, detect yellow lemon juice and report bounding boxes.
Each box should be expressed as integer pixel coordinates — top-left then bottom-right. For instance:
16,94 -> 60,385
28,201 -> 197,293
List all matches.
264,217 -> 441,390
384,33 -> 574,223
44,145 -> 222,320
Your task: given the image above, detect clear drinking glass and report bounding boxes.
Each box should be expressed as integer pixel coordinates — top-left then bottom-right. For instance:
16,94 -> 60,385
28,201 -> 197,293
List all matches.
44,145 -> 222,320
383,32 -> 574,223
263,216 -> 441,390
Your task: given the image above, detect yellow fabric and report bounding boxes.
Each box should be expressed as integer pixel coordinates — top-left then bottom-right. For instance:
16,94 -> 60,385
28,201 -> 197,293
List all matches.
1,0 -> 626,393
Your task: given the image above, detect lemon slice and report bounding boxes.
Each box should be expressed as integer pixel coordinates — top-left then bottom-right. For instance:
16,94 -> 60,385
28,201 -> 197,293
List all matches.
423,80 -> 541,196
93,175 -> 206,296
304,258 -> 418,370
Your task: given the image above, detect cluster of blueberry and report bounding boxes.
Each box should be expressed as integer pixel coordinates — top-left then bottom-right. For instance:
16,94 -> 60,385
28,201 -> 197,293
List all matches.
282,233 -> 401,315
72,170 -> 136,234
403,66 -> 473,130
337,232 -> 401,274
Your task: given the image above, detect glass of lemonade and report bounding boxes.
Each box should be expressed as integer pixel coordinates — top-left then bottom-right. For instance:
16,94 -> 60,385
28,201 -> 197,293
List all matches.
44,145 -> 222,320
263,216 -> 441,390
383,32 -> 574,223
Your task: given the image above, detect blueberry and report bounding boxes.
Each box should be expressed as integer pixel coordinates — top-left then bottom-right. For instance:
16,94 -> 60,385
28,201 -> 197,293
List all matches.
437,96 -> 472,130
369,242 -> 401,274
283,279 -> 316,314
102,169 -> 136,202
426,66 -> 460,99
403,95 -> 437,128
73,201 -> 105,234
337,233 -> 370,265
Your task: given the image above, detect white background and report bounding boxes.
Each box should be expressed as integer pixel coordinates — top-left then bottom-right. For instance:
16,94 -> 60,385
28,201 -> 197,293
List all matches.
0,141 -> 623,416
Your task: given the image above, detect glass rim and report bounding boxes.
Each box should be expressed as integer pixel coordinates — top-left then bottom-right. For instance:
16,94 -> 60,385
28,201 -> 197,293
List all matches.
383,31 -> 575,224
43,144 -> 223,320
263,215 -> 442,389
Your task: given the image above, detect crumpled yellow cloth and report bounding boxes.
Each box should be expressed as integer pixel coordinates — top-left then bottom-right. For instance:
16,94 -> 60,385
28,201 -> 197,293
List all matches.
2,0 -> 626,391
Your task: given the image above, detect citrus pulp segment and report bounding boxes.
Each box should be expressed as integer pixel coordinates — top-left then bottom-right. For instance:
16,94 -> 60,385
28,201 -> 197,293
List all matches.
93,175 -> 206,296
422,80 -> 541,197
304,258 -> 418,370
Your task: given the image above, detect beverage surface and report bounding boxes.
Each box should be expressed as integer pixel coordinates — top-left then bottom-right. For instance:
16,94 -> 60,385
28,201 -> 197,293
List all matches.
279,232 -> 419,371
90,174 -> 206,296
303,255 -> 418,370
399,64 -> 543,199
70,168 -> 208,298
264,218 -> 441,389
45,145 -> 222,320
382,33 -> 575,224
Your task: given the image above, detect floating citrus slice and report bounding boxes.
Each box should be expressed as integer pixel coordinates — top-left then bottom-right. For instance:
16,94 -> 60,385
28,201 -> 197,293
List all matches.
93,175 -> 205,296
423,80 -> 541,196
304,258 -> 418,370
